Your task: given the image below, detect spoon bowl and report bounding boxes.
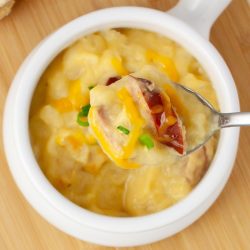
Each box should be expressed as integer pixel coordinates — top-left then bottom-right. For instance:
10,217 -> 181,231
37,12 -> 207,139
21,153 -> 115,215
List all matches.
170,81 -> 250,155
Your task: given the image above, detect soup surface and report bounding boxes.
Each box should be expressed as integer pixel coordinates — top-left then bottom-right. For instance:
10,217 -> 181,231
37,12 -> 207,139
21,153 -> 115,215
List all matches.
30,29 -> 218,216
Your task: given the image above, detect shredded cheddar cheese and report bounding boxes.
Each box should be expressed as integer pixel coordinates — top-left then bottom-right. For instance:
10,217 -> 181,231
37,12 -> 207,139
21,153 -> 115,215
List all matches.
68,79 -> 89,109
166,115 -> 177,127
146,50 -> 179,82
55,135 -> 64,146
117,88 -> 144,159
163,84 -> 190,127
111,57 -> 128,76
51,98 -> 73,113
85,134 -> 97,145
55,129 -> 96,148
89,108 -> 139,169
66,135 -> 84,149
51,80 -> 89,112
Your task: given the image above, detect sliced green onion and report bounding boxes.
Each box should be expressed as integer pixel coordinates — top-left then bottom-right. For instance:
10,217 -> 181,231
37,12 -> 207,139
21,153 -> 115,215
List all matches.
80,121 -> 89,127
88,85 -> 95,90
117,125 -> 130,135
77,104 -> 91,126
81,104 -> 91,117
139,134 -> 154,149
77,114 -> 89,127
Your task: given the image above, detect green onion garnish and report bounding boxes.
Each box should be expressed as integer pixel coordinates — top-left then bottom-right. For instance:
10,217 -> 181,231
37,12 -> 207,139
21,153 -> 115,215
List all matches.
77,104 -> 91,126
117,125 -> 130,135
139,134 -> 154,149
88,85 -> 95,90
77,114 -> 89,127
81,104 -> 91,117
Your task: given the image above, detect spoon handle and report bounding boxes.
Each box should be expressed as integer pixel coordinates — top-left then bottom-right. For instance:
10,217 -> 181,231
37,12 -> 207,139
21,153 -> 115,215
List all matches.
219,112 -> 250,128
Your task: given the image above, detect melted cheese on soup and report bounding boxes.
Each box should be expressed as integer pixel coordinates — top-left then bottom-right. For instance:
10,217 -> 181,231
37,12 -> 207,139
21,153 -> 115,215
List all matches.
29,29 -> 218,216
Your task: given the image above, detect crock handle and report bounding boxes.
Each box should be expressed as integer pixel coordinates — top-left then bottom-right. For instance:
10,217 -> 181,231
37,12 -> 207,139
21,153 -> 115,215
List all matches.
168,0 -> 232,39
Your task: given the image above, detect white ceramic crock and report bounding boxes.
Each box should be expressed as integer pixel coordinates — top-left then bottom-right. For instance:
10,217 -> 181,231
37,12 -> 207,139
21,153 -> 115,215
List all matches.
3,0 -> 240,247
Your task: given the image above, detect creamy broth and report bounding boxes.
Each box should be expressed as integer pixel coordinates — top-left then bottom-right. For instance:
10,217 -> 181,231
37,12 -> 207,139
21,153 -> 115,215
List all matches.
29,29 -> 218,216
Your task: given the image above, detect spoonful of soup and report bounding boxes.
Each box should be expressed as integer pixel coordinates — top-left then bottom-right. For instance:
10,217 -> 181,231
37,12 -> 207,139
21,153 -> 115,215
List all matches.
88,70 -> 249,169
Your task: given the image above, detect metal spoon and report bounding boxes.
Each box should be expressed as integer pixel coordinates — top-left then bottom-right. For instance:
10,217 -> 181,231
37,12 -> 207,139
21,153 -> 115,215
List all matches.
170,82 -> 249,155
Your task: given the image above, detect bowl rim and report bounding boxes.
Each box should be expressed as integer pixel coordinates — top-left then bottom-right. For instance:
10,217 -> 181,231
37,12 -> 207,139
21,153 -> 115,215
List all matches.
3,6 -> 240,234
